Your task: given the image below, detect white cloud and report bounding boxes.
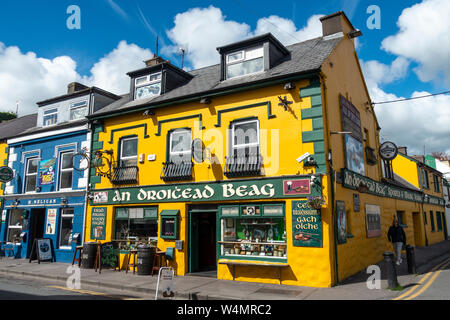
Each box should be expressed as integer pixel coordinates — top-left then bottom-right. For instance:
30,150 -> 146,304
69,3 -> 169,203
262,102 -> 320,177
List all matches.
163,6 -> 324,69
381,0 -> 450,85
359,57 -> 410,88
0,41 -> 153,116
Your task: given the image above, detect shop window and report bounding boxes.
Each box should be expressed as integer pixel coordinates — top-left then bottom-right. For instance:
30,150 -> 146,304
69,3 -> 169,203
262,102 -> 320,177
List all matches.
24,157 -> 38,193
114,207 -> 158,247
219,204 -> 286,260
160,210 -> 179,240
430,211 -> 435,232
7,209 -> 23,243
59,208 -> 74,248
59,151 -> 74,190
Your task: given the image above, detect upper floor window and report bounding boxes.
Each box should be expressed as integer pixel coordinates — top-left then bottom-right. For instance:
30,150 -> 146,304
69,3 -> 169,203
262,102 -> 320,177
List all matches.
70,100 -> 88,121
433,175 -> 440,193
169,129 -> 192,163
25,157 -> 38,193
43,108 -> 58,126
422,168 -> 430,189
120,137 -> 138,166
226,46 -> 264,79
59,152 -> 74,190
231,119 -> 260,156
134,73 -> 161,100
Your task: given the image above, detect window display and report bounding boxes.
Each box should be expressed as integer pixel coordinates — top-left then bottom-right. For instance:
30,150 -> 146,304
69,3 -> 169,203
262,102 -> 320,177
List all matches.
219,204 -> 286,260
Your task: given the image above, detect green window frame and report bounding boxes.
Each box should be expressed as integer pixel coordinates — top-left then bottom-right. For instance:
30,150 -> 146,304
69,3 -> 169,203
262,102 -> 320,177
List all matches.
436,211 -> 443,232
160,210 -> 179,240
113,206 -> 159,243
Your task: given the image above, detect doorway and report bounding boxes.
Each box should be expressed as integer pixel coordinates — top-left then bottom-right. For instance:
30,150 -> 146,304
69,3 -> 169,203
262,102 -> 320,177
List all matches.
28,208 -> 46,258
189,208 -> 217,275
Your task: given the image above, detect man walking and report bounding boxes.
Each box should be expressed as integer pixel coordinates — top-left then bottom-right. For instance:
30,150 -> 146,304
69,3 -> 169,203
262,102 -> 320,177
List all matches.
388,219 -> 406,265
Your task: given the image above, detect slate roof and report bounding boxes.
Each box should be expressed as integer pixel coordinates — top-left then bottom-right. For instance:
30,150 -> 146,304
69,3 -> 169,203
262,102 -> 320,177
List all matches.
90,35 -> 342,118
0,114 -> 38,141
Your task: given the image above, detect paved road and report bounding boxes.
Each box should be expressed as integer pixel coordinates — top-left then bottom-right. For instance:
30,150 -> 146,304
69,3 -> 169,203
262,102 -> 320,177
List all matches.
0,274 -> 141,300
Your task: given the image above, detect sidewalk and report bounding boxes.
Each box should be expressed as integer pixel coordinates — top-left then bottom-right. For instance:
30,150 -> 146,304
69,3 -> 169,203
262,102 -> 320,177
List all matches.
0,240 -> 449,300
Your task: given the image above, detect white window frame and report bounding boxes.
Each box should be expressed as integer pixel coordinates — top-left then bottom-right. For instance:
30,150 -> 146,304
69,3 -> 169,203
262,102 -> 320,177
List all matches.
169,129 -> 192,161
43,107 -> 58,127
134,72 -> 162,100
226,46 -> 264,80
59,151 -> 74,191
7,209 -> 23,244
69,100 -> 88,121
59,208 -> 74,249
231,119 -> 260,154
120,137 -> 138,166
24,157 -> 38,193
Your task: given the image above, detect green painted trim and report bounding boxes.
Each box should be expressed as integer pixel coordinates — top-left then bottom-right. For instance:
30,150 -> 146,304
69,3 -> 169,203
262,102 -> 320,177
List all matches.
93,124 -> 104,134
314,141 -> 325,153
302,130 -> 324,142
92,132 -> 100,142
214,101 -> 275,127
90,176 -> 101,184
160,213 -> 179,240
92,141 -> 103,151
300,86 -> 321,98
3,159 -> 8,166
301,108 -> 322,119
108,124 -> 149,144
312,118 -> 324,130
155,114 -> 204,136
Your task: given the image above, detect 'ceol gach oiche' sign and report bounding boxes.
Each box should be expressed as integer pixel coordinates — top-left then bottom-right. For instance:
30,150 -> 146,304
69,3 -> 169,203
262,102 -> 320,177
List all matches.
90,176 -> 322,205
292,200 -> 323,248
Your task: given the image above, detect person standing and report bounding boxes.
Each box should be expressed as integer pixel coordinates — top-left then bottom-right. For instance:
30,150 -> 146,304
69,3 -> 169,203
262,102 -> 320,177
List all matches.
388,219 -> 406,265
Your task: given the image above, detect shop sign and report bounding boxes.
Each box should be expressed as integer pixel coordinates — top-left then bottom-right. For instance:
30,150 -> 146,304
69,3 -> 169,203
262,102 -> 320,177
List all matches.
345,134 -> 365,175
27,198 -> 59,205
39,158 -> 56,185
89,176 -> 322,205
379,141 -> 398,161
45,208 -> 57,235
90,207 -> 107,240
0,166 -> 14,183
365,204 -> 381,238
336,200 -> 347,244
292,200 -> 322,247
342,169 -> 445,206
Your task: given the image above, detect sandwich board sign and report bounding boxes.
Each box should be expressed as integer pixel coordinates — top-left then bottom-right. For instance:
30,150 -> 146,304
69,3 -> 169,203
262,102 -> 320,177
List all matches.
29,238 -> 54,263
155,267 -> 174,300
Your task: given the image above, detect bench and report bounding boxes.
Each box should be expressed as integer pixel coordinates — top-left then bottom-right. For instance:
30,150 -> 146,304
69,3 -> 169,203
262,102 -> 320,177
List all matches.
218,259 -> 289,285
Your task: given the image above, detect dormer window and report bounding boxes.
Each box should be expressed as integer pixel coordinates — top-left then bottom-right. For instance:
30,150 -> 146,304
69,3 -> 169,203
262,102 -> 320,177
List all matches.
43,108 -> 58,126
226,46 -> 264,79
70,100 -> 88,121
134,72 -> 162,100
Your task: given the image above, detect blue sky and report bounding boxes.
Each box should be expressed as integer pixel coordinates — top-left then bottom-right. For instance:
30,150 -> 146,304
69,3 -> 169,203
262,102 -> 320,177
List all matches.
0,0 -> 449,153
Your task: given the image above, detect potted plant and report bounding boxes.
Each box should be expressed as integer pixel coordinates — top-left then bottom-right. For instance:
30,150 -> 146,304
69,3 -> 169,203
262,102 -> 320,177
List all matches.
307,196 -> 325,210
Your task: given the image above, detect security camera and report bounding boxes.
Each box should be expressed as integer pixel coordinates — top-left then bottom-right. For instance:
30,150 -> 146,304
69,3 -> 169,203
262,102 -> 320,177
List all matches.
296,152 -> 311,164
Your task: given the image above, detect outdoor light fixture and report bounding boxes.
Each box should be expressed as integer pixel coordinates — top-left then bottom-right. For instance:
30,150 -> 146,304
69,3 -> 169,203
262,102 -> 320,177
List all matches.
200,97 -> 211,104
61,197 -> 68,207
143,109 -> 155,116
311,175 -> 321,187
12,199 -> 20,207
284,82 -> 296,90
348,29 -> 362,39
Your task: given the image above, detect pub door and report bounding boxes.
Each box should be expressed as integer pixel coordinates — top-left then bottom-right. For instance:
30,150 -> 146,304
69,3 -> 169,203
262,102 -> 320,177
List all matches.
28,208 -> 46,258
189,211 -> 217,274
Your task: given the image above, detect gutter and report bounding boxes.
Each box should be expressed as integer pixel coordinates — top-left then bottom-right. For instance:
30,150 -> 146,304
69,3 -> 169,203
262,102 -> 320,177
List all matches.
87,69 -> 321,121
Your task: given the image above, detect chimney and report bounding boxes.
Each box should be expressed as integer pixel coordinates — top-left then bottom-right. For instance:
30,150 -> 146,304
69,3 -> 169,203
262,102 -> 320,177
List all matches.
398,147 -> 408,156
144,55 -> 166,67
320,11 -> 361,38
67,82 -> 88,94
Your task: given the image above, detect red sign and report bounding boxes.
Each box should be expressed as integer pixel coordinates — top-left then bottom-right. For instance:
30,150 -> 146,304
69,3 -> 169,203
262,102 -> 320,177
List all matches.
283,179 -> 310,195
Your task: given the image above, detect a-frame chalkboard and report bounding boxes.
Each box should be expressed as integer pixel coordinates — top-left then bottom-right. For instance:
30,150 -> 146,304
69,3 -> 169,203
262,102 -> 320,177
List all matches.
29,238 -> 55,263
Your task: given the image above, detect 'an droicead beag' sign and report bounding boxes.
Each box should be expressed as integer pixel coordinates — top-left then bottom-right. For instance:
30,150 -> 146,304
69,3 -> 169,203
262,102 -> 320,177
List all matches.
90,176 -> 322,205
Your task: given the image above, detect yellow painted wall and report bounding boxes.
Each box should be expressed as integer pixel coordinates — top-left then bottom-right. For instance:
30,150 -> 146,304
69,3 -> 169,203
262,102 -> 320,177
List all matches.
392,154 -> 420,188
0,142 -> 8,196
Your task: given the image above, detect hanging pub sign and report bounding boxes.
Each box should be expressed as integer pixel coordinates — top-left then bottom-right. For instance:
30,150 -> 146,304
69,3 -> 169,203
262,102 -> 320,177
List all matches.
379,141 -> 398,161
39,158 -> 56,185
292,200 -> 322,247
0,166 -> 14,183
90,207 -> 107,240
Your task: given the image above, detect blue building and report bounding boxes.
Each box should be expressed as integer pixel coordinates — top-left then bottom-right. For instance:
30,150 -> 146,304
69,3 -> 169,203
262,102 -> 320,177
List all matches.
1,82 -> 120,262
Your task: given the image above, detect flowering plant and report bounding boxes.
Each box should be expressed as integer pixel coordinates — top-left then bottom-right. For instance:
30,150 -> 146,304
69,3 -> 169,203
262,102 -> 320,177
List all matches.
307,196 -> 325,209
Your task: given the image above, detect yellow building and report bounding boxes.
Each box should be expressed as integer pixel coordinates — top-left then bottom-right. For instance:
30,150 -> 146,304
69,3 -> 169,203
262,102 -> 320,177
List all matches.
83,12 -> 446,287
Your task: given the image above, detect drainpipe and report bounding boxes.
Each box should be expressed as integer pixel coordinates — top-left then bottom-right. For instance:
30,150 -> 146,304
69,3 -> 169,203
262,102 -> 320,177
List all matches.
318,72 -> 339,285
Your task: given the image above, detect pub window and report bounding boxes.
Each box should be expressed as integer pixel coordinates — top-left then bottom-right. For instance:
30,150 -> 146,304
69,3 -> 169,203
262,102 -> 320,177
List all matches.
59,151 -> 74,190
59,208 -> 74,248
24,157 -> 38,193
430,211 -> 435,232
119,136 -> 138,167
169,129 -> 192,163
160,210 -> 179,240
7,209 -> 23,243
397,211 -> 406,227
231,119 -> 260,156
433,175 -> 440,193
436,212 -> 443,232
422,169 -> 429,189
114,207 -> 158,240
219,204 -> 287,260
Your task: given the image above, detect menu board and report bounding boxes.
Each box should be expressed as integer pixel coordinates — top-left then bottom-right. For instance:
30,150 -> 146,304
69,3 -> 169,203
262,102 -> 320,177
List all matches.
292,200 -> 323,247
90,207 -> 107,240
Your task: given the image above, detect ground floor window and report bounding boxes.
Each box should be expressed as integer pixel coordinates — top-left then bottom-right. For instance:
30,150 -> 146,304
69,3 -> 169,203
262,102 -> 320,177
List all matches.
114,207 -> 158,249
59,208 -> 74,248
7,209 -> 23,243
219,203 -> 286,259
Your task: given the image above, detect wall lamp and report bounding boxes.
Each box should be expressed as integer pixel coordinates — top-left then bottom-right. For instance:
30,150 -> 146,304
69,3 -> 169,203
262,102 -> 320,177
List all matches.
200,97 -> 211,104
284,82 -> 296,90
143,109 -> 155,116
12,199 -> 20,207
61,197 -> 68,207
